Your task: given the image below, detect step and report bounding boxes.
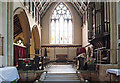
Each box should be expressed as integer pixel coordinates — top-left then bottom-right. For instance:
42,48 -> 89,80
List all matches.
42,79 -> 80,82
45,77 -> 79,80
41,80 -> 81,83
42,80 -> 81,83
41,65 -> 80,83
46,74 -> 78,77
43,73 -> 80,81
46,75 -> 78,78
46,73 -> 77,75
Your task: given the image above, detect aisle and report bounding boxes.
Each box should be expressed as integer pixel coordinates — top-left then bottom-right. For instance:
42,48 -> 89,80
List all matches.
41,65 -> 81,83
46,65 -> 76,73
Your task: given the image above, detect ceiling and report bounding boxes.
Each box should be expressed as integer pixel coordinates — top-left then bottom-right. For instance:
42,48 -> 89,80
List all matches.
34,2 -> 52,18
13,1 -> 89,38
71,2 -> 88,17
33,1 -> 89,18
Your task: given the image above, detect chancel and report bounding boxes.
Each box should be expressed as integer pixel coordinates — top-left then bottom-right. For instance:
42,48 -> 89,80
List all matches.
0,0 -> 120,83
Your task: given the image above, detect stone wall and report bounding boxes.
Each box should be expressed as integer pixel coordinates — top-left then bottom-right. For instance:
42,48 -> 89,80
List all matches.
77,64 -> 120,82
77,71 -> 98,82
97,64 -> 120,82
18,71 -> 43,82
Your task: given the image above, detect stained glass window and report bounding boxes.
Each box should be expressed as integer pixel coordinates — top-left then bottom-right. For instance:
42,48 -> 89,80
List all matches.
50,2 -> 72,44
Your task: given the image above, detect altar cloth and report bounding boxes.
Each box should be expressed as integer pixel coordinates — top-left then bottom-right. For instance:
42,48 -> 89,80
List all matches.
0,67 -> 19,82
106,69 -> 120,76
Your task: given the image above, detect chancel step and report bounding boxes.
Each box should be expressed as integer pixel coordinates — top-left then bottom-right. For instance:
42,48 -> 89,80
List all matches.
41,73 -> 80,83
40,65 -> 81,83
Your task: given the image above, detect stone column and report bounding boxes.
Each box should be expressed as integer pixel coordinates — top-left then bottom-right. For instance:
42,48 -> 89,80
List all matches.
35,49 -> 39,54
7,2 -> 14,66
117,2 -> 120,66
1,2 -> 8,66
26,43 -> 30,58
110,2 -> 118,64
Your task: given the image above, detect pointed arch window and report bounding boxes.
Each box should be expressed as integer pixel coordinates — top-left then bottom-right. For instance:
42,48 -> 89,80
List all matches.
50,3 -> 72,44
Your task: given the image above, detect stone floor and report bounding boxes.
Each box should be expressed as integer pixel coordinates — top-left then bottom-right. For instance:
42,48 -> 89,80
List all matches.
41,64 -> 81,83
45,65 -> 76,73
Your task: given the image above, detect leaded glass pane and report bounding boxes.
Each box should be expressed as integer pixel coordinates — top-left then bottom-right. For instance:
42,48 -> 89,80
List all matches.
50,2 -> 72,44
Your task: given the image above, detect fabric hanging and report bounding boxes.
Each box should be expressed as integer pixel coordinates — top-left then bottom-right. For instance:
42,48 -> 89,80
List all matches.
14,44 -> 26,66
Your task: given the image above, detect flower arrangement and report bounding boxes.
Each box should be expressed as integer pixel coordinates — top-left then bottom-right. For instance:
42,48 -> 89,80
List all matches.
23,59 -> 31,66
85,57 -> 96,70
86,57 -> 95,64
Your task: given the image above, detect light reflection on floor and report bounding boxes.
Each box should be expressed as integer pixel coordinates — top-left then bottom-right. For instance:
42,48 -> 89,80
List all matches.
45,65 -> 76,73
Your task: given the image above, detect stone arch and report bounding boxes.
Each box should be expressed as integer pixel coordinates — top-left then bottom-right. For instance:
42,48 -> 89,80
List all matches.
14,7 -> 31,57
32,25 -> 40,52
14,7 -> 31,45
14,37 -> 24,44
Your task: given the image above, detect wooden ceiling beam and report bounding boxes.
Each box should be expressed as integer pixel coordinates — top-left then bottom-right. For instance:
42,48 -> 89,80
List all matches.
71,2 -> 83,16
33,1 -> 89,19
41,2 -> 52,18
75,2 -> 84,13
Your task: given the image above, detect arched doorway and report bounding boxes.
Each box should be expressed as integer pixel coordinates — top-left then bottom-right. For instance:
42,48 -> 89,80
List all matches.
13,7 -> 31,66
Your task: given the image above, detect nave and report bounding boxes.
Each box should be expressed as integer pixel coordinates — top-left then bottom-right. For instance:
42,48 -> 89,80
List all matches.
0,0 -> 120,83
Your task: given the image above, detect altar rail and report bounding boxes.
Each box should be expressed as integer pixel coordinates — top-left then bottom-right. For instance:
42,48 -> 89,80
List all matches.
94,48 -> 120,64
30,54 -> 50,69
18,54 -> 50,70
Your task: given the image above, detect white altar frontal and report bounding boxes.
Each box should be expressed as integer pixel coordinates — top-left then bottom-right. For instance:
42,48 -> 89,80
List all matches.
106,69 -> 120,76
0,67 -> 19,83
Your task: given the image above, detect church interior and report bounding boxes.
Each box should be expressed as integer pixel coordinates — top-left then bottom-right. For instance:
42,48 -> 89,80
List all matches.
0,0 -> 120,83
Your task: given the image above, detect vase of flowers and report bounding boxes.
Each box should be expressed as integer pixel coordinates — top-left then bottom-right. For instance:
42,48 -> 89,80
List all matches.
23,59 -> 31,70
85,57 -> 96,70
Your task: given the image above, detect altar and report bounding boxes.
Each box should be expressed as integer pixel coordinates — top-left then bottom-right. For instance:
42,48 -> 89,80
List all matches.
56,54 -> 67,62
0,67 -> 19,82
106,69 -> 120,82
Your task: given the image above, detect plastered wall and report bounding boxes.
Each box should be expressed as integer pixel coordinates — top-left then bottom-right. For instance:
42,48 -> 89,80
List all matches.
0,1 -> 2,35
0,2 -> 8,66
0,1 -> 3,66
